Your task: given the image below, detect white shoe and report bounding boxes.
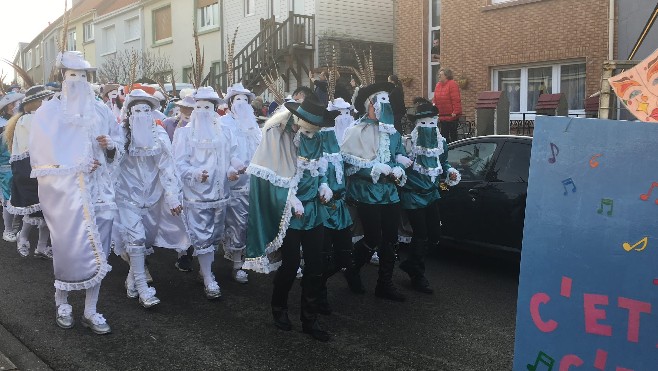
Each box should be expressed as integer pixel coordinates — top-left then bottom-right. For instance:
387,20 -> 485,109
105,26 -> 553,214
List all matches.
233,269 -> 248,284
81,313 -> 111,335
138,287 -> 160,309
56,304 -> 74,329
204,281 -> 221,299
17,240 -> 30,258
125,279 -> 138,299
3,231 -> 17,242
34,245 -> 53,260
370,252 -> 380,266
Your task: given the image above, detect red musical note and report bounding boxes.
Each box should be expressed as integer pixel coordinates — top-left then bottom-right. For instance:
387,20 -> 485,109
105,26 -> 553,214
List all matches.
589,154 -> 602,168
640,182 -> 658,204
548,143 -> 559,164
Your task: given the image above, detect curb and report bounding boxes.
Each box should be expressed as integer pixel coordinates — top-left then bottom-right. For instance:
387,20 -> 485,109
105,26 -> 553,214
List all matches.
0,323 -> 51,371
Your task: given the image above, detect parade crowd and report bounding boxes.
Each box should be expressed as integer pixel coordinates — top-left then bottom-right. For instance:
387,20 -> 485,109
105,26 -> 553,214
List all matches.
0,50 -> 460,342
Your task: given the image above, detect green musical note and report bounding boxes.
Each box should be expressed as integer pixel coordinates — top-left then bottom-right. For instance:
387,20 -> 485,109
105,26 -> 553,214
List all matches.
597,198 -> 613,216
527,351 -> 555,371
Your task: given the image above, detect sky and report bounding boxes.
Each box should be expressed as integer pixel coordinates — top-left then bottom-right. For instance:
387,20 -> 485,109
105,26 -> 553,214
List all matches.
0,0 -> 65,80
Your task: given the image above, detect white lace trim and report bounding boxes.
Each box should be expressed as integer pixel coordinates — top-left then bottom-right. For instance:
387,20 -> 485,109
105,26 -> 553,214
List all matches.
341,152 -> 378,169
193,244 -> 216,256
445,167 -> 461,187
377,132 -> 391,163
86,313 -> 107,326
243,255 -> 283,274
184,197 -> 229,210
31,159 -> 96,178
9,151 -> 29,163
6,201 -> 41,215
57,304 -> 73,317
246,164 -> 301,189
128,146 -> 162,157
264,186 -> 297,255
297,157 -> 322,177
323,152 -> 344,184
378,123 -> 397,134
24,215 -> 46,227
412,163 -> 444,183
54,262 -> 111,291
229,187 -> 250,196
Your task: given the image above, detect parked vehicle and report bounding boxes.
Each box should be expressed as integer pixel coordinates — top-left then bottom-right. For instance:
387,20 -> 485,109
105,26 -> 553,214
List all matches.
438,135 -> 533,253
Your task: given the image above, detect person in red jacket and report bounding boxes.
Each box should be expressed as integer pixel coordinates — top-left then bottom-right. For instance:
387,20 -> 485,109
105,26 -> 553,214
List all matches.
432,68 -> 462,143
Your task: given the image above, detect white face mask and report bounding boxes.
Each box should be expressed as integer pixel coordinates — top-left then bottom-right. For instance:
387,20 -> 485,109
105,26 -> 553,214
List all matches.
64,69 -> 88,82
232,94 -> 249,105
131,103 -> 152,115
195,100 -> 215,113
339,108 -> 351,117
108,90 -> 119,100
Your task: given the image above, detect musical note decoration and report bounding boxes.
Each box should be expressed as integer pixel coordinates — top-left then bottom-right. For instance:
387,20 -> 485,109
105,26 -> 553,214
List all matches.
527,351 -> 555,371
589,154 -> 602,168
562,178 -> 577,196
640,181 -> 658,205
597,198 -> 613,216
622,237 -> 649,252
548,143 -> 559,164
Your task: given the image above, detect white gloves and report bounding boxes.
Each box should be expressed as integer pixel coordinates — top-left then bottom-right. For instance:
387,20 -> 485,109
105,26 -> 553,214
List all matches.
396,154 -> 413,168
446,168 -> 461,187
230,157 -> 246,173
391,166 -> 405,180
371,163 -> 392,184
227,167 -> 239,180
290,195 -> 304,217
318,183 -> 333,202
195,169 -> 209,183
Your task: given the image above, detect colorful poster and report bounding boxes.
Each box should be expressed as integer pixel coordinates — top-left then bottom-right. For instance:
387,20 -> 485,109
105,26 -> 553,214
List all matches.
513,116 -> 658,371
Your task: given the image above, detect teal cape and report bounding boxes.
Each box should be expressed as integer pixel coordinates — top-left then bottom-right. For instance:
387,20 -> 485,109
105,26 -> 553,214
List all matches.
319,128 -> 352,230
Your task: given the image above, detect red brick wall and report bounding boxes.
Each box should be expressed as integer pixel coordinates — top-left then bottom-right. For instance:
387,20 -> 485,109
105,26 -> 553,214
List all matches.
395,0 -> 610,117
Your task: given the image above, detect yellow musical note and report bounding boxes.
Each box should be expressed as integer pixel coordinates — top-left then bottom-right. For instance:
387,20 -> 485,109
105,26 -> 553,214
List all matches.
622,237 -> 648,252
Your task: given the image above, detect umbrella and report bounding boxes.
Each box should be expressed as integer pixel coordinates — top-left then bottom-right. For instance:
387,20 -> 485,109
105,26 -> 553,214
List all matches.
609,47 -> 658,122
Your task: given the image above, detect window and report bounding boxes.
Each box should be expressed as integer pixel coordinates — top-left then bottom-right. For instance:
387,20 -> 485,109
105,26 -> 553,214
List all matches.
34,45 -> 41,67
211,61 -> 223,87
67,29 -> 76,51
290,0 -> 304,13
428,0 -> 441,98
125,17 -> 140,41
447,142 -> 498,182
491,142 -> 531,183
182,66 -> 193,83
154,70 -> 173,83
25,50 -> 32,71
83,21 -> 94,42
493,62 -> 586,113
197,1 -> 219,30
153,5 -> 172,42
101,26 -> 116,55
245,0 -> 255,16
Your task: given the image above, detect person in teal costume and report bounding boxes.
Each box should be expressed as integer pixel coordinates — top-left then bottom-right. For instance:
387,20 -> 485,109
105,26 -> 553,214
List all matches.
316,120 -> 353,315
0,92 -> 24,243
244,97 -> 338,342
398,101 -> 460,293
341,82 -> 411,302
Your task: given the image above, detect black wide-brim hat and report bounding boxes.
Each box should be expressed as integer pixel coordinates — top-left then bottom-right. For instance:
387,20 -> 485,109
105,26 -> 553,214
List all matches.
407,103 -> 439,121
354,82 -> 395,114
23,85 -> 55,104
284,99 -> 338,127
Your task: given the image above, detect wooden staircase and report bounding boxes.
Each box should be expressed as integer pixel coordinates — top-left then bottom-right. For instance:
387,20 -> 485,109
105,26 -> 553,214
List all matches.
216,12 -> 315,96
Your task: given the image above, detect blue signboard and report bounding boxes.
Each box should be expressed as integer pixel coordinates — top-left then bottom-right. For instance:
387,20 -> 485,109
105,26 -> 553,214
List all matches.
514,116 -> 658,371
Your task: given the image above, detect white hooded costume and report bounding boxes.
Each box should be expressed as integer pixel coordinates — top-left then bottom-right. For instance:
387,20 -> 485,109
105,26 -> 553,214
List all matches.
173,86 -> 241,297
218,83 -> 261,282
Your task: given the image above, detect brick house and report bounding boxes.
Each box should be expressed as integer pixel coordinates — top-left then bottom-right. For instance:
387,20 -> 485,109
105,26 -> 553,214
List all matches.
394,0 -> 612,121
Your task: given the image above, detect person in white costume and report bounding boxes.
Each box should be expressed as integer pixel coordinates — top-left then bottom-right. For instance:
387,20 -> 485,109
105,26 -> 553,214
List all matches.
326,98 -> 355,145
173,86 -> 242,298
5,86 -> 54,259
29,51 -> 118,335
218,83 -> 261,284
114,89 -> 190,309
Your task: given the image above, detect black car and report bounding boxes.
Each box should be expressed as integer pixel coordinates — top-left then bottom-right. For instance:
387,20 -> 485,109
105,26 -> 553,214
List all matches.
438,135 -> 533,253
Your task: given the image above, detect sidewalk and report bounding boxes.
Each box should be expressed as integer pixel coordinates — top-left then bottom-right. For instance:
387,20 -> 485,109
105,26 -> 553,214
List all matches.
0,324 -> 51,371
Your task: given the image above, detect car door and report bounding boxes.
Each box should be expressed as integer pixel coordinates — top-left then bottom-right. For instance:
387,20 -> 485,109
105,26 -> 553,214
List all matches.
439,139 -> 500,244
475,139 -> 532,251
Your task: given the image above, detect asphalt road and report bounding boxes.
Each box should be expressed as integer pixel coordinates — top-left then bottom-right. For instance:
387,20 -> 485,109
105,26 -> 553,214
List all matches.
0,233 -> 520,371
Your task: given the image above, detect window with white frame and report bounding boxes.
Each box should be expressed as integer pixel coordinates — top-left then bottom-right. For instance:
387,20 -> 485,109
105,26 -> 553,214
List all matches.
197,1 -> 219,30
101,25 -> 116,55
67,29 -> 76,51
125,17 -> 140,41
83,21 -> 94,42
245,0 -> 255,16
290,0 -> 304,13
493,62 -> 586,113
428,0 -> 441,98
25,50 -> 32,71
34,45 -> 41,67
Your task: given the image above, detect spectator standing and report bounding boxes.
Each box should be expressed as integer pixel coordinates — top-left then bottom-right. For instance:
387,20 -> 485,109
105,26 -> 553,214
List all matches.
310,71 -> 329,106
388,75 -> 406,134
432,68 -> 462,143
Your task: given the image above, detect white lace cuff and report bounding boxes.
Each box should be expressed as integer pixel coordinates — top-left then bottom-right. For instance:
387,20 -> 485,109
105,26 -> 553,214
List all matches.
446,168 -> 461,187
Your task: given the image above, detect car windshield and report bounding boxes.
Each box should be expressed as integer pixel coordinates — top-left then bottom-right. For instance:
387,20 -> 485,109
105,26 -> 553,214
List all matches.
447,142 -> 497,181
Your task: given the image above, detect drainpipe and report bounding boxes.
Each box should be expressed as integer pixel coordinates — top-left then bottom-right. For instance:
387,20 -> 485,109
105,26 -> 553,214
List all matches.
220,0 -> 225,90
608,0 -> 614,60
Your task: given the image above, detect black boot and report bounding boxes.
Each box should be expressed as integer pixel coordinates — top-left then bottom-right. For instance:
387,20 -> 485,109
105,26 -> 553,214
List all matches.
343,239 -> 375,294
401,239 -> 433,294
375,242 -> 406,302
301,273 -> 331,341
272,307 -> 292,331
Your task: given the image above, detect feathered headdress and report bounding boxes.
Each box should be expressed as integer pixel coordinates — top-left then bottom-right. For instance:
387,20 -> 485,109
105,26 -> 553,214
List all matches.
226,26 -> 239,87
260,59 -> 284,105
1,59 -> 35,88
341,45 -> 375,87
189,24 -> 205,89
